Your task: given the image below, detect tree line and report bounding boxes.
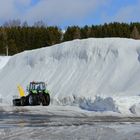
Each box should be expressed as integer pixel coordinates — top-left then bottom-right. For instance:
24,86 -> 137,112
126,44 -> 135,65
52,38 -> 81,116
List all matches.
0,21 -> 140,55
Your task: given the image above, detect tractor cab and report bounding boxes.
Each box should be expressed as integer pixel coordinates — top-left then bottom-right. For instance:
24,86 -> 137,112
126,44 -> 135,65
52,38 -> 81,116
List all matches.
29,82 -> 46,92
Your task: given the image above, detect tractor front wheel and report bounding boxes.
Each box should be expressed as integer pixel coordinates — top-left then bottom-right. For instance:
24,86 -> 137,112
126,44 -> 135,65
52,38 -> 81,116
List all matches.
28,94 -> 37,105
20,96 -> 26,106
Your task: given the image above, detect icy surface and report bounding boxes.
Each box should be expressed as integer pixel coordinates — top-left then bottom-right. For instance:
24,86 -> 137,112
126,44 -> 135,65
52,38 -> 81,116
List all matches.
0,38 -> 140,114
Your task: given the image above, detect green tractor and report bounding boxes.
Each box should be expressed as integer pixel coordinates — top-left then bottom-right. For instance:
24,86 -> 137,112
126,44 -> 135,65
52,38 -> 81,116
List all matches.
13,81 -> 50,106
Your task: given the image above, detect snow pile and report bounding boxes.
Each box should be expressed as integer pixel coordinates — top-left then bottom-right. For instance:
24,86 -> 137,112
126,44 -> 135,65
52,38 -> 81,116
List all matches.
130,103 -> 140,115
0,56 -> 10,101
52,95 -> 119,112
79,96 -> 119,112
0,38 -> 140,113
0,56 -> 10,70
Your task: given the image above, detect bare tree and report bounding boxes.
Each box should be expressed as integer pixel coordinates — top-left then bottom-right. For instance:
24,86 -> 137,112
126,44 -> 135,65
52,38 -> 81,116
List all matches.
22,21 -> 28,27
34,21 -> 46,27
3,19 -> 21,27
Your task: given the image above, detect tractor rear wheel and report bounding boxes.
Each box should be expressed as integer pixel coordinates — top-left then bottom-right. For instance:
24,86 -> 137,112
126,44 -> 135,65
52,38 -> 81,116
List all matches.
41,94 -> 50,106
41,94 -> 47,106
44,94 -> 50,106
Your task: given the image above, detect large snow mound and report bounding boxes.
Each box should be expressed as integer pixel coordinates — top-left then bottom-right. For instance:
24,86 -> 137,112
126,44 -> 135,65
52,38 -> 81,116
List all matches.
0,38 -> 140,113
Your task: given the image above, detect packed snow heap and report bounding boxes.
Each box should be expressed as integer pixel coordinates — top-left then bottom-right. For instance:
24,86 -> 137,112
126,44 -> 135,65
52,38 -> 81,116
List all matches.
0,38 -> 140,114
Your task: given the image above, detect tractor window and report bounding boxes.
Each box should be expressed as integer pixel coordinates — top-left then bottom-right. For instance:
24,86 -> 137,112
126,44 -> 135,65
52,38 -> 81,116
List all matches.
29,83 -> 36,90
29,82 -> 46,91
29,83 -> 46,90
35,84 -> 40,90
39,83 -> 46,90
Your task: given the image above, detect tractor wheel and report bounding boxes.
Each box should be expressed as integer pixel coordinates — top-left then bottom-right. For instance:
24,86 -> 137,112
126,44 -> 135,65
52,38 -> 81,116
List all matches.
13,99 -> 21,106
25,96 -> 29,106
41,94 -> 50,106
20,96 -> 26,106
41,94 -> 47,106
28,94 -> 37,105
44,94 -> 50,106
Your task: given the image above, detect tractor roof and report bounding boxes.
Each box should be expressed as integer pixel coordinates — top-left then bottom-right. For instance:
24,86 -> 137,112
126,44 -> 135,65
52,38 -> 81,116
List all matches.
30,81 -> 45,84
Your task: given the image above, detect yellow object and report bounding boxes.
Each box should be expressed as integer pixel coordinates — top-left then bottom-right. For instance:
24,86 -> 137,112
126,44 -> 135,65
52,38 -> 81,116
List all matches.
17,85 -> 25,97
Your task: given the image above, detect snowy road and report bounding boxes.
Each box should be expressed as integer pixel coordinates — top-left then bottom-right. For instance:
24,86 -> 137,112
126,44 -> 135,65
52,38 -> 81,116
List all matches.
0,107 -> 140,140
1,112 -> 140,128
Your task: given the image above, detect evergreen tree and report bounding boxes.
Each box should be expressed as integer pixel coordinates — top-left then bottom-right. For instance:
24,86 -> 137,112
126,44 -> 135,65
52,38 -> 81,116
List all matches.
0,28 -> 8,55
63,26 -> 81,41
130,26 -> 140,39
1,21 -> 140,55
80,25 -> 91,39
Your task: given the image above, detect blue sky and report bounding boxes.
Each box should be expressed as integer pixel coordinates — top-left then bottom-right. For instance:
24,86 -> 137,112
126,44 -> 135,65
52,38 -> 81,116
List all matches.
0,0 -> 140,28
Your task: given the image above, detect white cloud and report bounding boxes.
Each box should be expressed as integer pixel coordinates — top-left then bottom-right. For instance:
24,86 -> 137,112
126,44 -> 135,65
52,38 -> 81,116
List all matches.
0,0 -> 108,25
115,3 -> 140,22
0,0 -> 31,21
25,0 -> 106,24
15,0 -> 31,7
1,0 -> 140,26
0,0 -> 17,20
104,0 -> 140,23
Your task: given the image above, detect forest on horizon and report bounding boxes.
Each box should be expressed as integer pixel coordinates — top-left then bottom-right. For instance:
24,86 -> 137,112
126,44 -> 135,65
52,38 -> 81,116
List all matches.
0,20 -> 140,55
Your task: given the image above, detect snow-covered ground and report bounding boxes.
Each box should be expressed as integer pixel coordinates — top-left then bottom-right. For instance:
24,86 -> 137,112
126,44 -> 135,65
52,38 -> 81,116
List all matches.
0,122 -> 140,140
0,120 -> 140,140
0,38 -> 140,115
0,105 -> 140,140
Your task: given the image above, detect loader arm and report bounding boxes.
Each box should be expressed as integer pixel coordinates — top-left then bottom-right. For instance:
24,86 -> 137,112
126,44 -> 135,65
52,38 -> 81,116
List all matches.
17,85 -> 25,97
